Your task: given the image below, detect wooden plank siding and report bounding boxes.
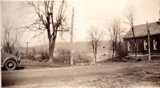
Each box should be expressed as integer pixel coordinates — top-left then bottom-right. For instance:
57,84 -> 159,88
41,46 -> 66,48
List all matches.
124,34 -> 160,55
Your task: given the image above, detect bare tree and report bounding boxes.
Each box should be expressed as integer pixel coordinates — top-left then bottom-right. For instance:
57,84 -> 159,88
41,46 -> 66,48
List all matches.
28,0 -> 68,62
1,19 -> 20,55
88,27 -> 103,64
126,9 -> 137,58
109,19 -> 122,59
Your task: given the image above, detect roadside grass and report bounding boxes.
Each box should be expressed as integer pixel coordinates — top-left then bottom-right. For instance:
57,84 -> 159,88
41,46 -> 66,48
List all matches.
20,59 -> 70,69
84,61 -> 160,88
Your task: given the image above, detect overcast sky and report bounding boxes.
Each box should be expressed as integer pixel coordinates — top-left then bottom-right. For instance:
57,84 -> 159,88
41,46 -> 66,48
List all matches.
1,0 -> 160,47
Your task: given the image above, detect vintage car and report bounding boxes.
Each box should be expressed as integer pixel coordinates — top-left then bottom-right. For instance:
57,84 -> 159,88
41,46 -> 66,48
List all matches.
1,50 -> 21,71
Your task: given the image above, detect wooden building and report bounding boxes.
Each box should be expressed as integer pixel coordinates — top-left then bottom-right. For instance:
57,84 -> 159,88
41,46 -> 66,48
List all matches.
123,20 -> 160,55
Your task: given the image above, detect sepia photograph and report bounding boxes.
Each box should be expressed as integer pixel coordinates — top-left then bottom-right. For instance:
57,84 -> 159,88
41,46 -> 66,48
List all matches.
1,0 -> 160,88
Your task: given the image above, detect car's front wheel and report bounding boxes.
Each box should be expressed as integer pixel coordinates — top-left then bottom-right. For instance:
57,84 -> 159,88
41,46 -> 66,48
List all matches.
4,59 -> 17,71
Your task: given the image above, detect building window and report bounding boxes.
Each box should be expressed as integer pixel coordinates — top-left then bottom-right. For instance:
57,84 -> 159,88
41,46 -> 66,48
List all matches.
144,40 -> 147,50
153,39 -> 157,50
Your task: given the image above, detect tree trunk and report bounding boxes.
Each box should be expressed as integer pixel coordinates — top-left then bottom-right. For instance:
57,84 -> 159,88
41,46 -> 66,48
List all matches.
92,44 -> 97,64
48,39 -> 56,62
94,47 -> 97,64
92,49 -> 96,64
94,53 -> 96,64
131,27 -> 137,58
112,41 -> 115,59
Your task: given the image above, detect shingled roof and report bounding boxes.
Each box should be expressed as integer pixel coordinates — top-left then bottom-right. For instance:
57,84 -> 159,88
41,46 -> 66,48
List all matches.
124,21 -> 160,39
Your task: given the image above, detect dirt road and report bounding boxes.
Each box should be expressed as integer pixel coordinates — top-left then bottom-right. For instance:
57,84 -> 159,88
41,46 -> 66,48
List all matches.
2,62 -> 160,88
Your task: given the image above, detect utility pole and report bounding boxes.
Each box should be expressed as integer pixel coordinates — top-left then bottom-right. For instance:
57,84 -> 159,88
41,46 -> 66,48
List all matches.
159,10 -> 160,18
146,22 -> 151,61
70,8 -> 74,43
25,41 -> 30,56
70,8 -> 74,65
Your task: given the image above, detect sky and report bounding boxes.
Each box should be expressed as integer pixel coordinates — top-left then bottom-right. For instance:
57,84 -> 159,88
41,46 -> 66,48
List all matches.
1,0 -> 160,47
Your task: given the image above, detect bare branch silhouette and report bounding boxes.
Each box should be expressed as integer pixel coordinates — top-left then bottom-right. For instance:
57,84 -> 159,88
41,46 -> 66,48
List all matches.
88,27 -> 103,64
28,0 -> 68,62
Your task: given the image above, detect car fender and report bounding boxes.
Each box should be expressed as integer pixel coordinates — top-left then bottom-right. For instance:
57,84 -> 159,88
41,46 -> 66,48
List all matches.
2,56 -> 17,67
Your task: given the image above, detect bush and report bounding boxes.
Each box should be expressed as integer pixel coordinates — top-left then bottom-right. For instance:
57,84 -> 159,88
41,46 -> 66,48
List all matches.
115,42 -> 127,58
1,40 -> 21,59
73,53 -> 91,64
2,42 -> 13,53
25,50 -> 49,62
39,51 -> 49,62
54,49 -> 71,64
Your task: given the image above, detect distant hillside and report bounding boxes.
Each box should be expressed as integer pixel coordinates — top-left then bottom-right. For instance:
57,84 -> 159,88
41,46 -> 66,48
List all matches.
19,40 -> 111,54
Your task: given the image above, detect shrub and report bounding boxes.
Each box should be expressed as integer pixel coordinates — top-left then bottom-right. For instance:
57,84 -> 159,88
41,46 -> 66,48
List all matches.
54,49 -> 71,64
39,51 -> 49,62
1,40 -> 21,59
25,50 -> 49,62
73,53 -> 91,64
115,42 -> 127,58
32,50 -> 49,62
